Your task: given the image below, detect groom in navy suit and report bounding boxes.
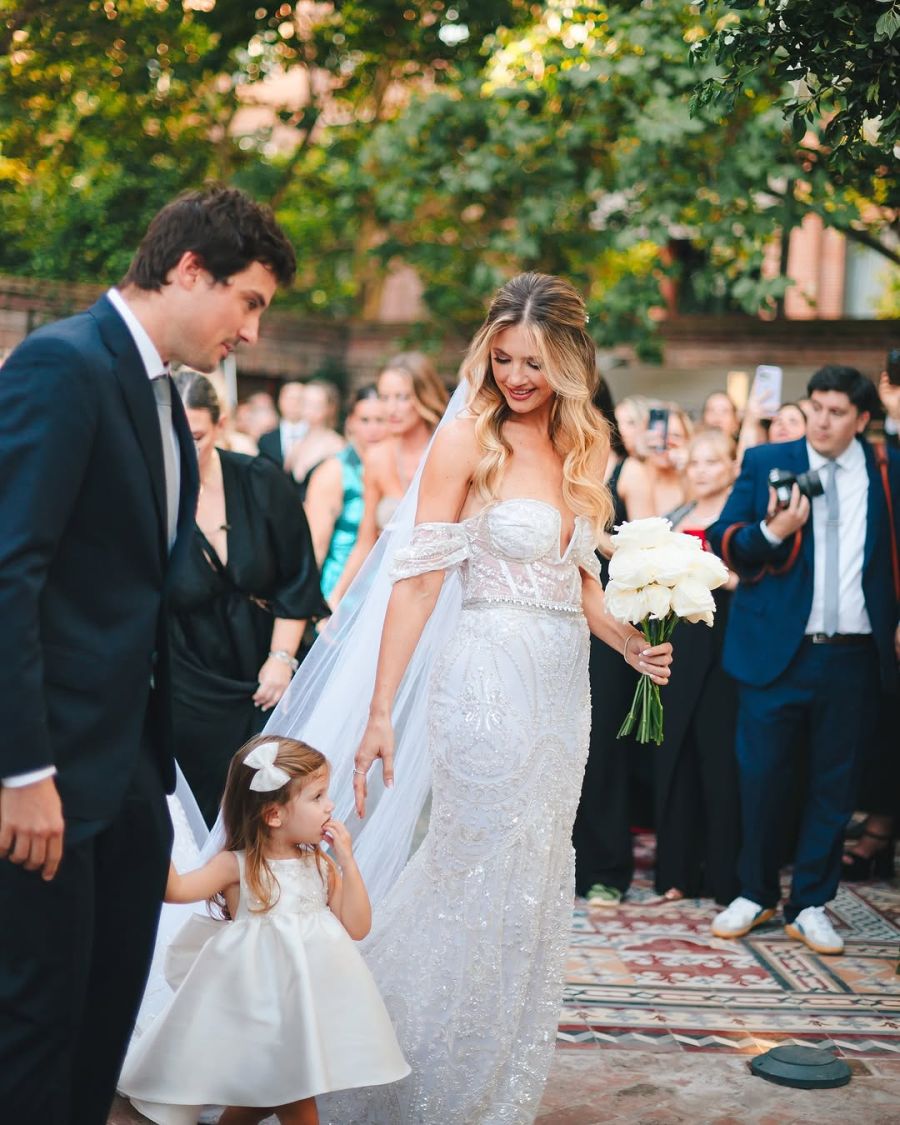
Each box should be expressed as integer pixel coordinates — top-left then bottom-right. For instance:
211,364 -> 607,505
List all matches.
707,366 -> 900,955
0,186 -> 295,1124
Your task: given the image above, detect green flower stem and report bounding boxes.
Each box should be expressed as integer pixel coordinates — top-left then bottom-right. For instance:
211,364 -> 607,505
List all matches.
617,612 -> 676,746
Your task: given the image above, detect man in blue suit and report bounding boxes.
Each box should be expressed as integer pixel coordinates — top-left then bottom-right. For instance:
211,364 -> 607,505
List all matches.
707,366 -> 900,956
0,186 -> 296,1124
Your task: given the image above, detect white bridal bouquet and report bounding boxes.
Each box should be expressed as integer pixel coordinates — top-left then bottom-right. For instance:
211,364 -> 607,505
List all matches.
605,517 -> 729,745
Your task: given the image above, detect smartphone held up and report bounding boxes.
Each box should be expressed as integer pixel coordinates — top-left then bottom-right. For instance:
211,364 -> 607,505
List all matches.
750,365 -> 783,418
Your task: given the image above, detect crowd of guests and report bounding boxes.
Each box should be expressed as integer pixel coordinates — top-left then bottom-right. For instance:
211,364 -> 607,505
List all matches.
3,183 -> 893,1125
165,355 -> 450,821
170,354 -> 899,956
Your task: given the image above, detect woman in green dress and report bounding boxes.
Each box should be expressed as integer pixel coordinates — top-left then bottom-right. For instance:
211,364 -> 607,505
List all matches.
304,384 -> 388,601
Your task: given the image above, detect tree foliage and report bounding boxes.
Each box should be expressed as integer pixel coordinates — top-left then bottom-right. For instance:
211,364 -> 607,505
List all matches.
0,0 -> 895,352
356,0 -> 896,351
691,0 -> 900,193
0,1 -> 528,285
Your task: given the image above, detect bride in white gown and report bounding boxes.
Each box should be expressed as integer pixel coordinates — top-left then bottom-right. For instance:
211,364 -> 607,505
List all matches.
139,273 -> 672,1125
321,273 -> 672,1123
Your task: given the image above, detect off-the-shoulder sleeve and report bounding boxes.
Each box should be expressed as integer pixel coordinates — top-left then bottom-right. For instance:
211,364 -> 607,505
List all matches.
389,522 -> 471,582
574,535 -> 604,587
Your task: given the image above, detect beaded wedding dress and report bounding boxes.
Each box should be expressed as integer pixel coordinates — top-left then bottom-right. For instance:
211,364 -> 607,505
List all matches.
322,497 -> 600,1125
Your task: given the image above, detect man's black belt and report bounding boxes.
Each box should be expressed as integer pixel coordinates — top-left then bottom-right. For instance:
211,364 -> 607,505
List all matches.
806,633 -> 872,645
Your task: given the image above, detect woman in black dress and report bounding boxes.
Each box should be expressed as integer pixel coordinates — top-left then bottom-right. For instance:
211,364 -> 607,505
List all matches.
171,375 -> 328,824
575,394 -> 698,906
573,379 -> 642,907
653,428 -> 741,904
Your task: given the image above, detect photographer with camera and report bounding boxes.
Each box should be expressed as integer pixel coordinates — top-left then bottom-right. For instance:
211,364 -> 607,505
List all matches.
706,366 -> 900,956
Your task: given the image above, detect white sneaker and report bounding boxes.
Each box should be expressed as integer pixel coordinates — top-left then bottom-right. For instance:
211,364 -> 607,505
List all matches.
784,906 -> 844,955
711,896 -> 776,939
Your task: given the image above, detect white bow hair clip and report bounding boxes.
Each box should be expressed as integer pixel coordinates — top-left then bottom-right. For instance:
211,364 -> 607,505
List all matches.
244,742 -> 292,792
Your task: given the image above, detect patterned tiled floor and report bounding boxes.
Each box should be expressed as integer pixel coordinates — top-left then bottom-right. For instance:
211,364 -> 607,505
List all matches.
110,836 -> 900,1123
559,838 -> 900,1060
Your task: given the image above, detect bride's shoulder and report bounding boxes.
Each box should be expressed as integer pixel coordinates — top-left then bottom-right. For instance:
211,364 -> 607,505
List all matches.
429,414 -> 480,461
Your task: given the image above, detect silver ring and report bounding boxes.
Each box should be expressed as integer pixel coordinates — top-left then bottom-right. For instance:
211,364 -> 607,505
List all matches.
352,767 -> 367,776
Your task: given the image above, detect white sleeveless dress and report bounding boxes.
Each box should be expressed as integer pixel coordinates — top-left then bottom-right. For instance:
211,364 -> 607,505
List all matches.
119,852 -> 409,1124
323,498 -> 601,1124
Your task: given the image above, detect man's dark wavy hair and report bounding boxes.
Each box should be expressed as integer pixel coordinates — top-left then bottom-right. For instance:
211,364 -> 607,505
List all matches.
121,184 -> 296,291
807,364 -> 877,416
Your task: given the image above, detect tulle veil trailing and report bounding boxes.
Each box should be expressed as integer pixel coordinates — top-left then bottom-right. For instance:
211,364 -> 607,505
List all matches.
188,378 -> 471,905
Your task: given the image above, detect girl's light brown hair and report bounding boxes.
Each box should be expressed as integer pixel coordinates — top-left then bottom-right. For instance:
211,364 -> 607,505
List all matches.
460,272 -> 613,537
380,351 -> 449,430
215,734 -> 329,915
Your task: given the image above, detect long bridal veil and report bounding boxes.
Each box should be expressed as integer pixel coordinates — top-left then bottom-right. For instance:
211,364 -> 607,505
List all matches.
194,377 -> 471,906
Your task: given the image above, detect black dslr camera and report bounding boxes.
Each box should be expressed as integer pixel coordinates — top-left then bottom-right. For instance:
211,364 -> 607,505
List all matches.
768,467 -> 825,509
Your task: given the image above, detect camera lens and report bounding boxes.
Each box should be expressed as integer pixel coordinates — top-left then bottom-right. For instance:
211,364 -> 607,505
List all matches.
796,469 -> 824,500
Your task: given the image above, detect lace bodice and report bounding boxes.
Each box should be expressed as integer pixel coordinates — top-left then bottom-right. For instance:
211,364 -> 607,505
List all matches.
233,851 -> 328,919
389,498 -> 602,612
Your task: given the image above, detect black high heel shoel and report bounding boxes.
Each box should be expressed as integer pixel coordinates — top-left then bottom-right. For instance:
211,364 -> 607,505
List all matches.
842,830 -> 896,882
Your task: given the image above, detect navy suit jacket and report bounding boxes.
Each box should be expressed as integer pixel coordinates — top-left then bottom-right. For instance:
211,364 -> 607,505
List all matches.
0,296 -> 199,828
707,437 -> 900,691
257,427 -> 284,466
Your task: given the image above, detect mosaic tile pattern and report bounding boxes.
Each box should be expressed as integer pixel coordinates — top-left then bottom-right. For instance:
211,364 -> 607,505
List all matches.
560,837 -> 900,1058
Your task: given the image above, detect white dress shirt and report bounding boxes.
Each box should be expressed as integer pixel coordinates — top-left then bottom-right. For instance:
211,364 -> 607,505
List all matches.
280,419 -> 308,462
3,289 -> 178,789
107,288 -> 181,505
759,438 -> 872,634
804,438 -> 871,635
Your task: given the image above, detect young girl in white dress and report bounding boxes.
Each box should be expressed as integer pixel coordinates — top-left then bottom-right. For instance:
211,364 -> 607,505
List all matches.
119,735 -> 409,1125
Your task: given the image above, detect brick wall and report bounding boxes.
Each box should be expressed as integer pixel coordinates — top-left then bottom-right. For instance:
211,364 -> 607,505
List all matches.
1,275 -> 895,411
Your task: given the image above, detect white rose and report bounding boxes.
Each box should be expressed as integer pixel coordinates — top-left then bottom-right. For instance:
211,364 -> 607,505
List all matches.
604,581 -> 651,625
643,583 -> 673,620
646,542 -> 702,587
671,531 -> 705,555
685,548 -> 729,591
608,547 -> 658,590
671,577 -> 716,626
651,539 -> 728,591
610,517 -> 673,551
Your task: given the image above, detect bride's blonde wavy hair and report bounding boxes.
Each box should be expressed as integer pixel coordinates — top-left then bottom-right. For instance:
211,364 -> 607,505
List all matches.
461,272 -> 613,537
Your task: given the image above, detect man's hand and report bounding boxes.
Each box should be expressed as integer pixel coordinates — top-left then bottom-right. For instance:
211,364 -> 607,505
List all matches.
878,373 -> 900,423
765,483 -> 810,541
0,776 -> 64,881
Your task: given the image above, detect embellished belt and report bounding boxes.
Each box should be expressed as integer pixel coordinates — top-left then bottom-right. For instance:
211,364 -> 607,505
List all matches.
462,595 -> 582,616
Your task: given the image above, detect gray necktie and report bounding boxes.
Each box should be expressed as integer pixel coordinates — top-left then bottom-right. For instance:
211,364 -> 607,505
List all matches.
152,374 -> 180,551
823,459 -> 840,636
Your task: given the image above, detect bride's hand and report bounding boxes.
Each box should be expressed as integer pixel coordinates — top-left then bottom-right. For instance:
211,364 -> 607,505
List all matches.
624,637 -> 673,685
353,712 -> 395,819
